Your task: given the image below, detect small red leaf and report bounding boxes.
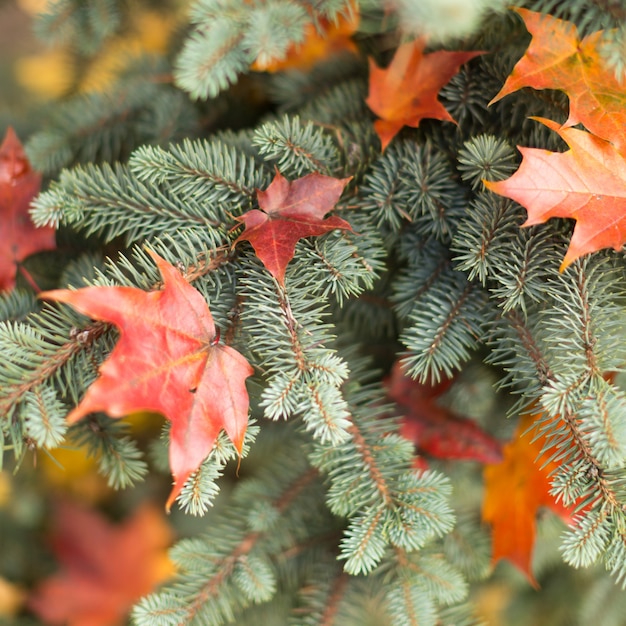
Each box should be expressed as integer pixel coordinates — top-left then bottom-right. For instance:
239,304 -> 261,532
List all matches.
0,127 -> 55,291
234,169 -> 352,285
387,362 -> 502,464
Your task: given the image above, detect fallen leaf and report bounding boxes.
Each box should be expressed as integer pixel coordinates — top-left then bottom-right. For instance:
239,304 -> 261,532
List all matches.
251,9 -> 358,73
40,250 -> 254,510
366,39 -> 482,150
485,117 -> 626,270
482,411 -> 574,586
234,169 -> 352,285
490,8 -> 626,147
0,127 -> 55,291
387,361 -> 502,464
28,500 -> 173,626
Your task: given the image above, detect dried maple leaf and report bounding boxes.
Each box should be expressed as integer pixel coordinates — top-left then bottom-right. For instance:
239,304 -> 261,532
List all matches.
233,169 -> 352,285
485,117 -> 626,270
482,411 -> 574,587
491,8 -> 626,147
40,250 -> 254,510
251,9 -> 358,73
0,127 -> 55,291
387,362 -> 502,464
366,40 -> 482,151
28,500 -> 173,626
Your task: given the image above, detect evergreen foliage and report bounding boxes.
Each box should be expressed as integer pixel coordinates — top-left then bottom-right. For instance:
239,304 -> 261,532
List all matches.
3,0 -> 626,624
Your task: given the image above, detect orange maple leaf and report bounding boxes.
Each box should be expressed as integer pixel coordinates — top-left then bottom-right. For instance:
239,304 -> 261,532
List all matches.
28,501 -> 173,626
40,250 -> 254,511
0,127 -> 56,291
233,169 -> 352,285
485,117 -> 626,270
251,10 -> 358,73
482,411 -> 574,587
491,8 -> 626,147
366,40 -> 482,151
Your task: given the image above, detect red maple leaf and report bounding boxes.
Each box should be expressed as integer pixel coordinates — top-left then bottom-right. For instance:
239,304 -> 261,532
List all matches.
485,117 -> 626,270
233,169 -> 352,285
0,127 -> 55,291
491,8 -> 626,147
28,500 -> 173,626
482,411 -> 574,587
366,40 -> 482,151
387,361 -> 502,464
40,250 -> 254,510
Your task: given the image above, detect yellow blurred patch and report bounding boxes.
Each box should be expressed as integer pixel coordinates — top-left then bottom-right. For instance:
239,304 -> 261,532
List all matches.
14,49 -> 73,99
0,577 -> 26,617
124,410 -> 165,435
17,0 -> 48,15
39,445 -> 110,504
0,471 -> 11,508
472,581 -> 511,626
14,6 -> 179,98
79,10 -> 177,93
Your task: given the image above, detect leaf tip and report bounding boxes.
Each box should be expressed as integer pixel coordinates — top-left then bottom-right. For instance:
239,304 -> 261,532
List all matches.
165,475 -> 187,513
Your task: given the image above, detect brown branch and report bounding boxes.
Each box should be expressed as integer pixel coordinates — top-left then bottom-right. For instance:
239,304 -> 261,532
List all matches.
347,422 -> 392,506
589,0 -> 626,23
506,309 -> 552,387
320,573 -> 350,626
181,468 -> 318,624
0,321 -> 108,416
427,283 -> 473,361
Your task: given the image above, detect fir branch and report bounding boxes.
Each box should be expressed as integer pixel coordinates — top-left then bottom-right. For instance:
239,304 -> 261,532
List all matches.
0,319 -> 107,416
347,421 -> 392,506
172,468 -> 318,624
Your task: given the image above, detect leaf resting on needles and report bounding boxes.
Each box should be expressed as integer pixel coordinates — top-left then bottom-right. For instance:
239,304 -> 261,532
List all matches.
40,250 -> 254,510
491,8 -> 626,148
234,169 -> 352,285
0,127 -> 55,291
485,117 -> 626,270
387,361 -> 502,464
482,411 -> 574,587
366,39 -> 482,151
